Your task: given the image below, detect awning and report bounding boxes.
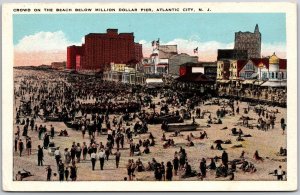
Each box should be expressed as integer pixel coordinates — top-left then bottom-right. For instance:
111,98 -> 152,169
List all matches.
145,78 -> 164,84
261,80 -> 287,87
242,80 -> 255,84
253,80 -> 265,85
217,80 -> 230,84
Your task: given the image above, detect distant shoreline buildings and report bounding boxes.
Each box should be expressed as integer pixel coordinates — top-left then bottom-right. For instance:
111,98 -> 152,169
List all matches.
63,25 -> 286,87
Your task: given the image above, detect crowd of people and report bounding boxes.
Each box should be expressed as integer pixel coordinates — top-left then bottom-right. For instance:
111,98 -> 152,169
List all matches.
218,85 -> 287,105
13,69 -> 287,181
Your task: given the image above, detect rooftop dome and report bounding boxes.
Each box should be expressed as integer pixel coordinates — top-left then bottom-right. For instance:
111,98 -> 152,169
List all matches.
269,52 -> 279,64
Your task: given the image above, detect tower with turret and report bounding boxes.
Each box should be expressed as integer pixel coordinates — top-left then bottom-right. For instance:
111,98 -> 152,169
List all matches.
234,24 -> 261,59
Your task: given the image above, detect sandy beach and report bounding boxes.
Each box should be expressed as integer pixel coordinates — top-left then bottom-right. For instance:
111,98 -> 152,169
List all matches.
13,69 -> 287,181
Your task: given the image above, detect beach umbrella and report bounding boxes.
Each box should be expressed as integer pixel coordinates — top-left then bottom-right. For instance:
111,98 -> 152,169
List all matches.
214,140 -> 223,144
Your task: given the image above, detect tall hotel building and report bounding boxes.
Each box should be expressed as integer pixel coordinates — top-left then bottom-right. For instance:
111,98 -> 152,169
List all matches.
67,29 -> 143,71
234,24 -> 261,59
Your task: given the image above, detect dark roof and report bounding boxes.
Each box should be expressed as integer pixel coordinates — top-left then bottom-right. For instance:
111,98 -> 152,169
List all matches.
237,60 -> 248,73
176,73 -> 214,83
279,59 -> 287,69
217,49 -> 248,60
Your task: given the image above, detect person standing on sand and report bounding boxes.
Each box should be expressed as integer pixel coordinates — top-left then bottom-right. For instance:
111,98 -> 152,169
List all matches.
166,161 -> 173,181
221,151 -> 228,168
54,147 -> 61,166
82,142 -> 88,161
37,145 -> 44,166
65,167 -> 70,181
18,139 -> 24,157
98,148 -> 106,170
58,160 -> 65,181
14,137 -> 18,152
126,160 -> 133,181
81,125 -> 86,139
46,165 -> 52,181
173,156 -> 179,175
200,158 -> 207,178
281,123 -> 286,135
115,149 -> 121,168
91,151 -> 96,170
277,165 -> 284,180
26,137 -> 32,156
50,124 -> 55,139
70,162 -> 77,181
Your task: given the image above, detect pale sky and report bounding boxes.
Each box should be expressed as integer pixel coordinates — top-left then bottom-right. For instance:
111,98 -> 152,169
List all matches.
14,13 -> 286,66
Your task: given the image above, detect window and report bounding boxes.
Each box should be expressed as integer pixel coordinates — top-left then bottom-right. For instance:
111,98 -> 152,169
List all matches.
262,72 -> 267,79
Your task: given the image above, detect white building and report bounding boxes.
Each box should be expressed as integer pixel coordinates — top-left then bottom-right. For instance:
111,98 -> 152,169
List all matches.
149,45 -> 178,74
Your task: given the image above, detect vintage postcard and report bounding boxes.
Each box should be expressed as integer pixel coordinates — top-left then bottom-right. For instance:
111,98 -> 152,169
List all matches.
2,2 -> 297,191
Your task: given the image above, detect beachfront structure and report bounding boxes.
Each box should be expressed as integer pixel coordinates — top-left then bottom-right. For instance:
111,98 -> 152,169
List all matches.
103,63 -> 145,85
221,53 -> 287,87
168,53 -> 199,75
67,29 -> 142,72
147,45 -> 178,74
217,60 -> 230,81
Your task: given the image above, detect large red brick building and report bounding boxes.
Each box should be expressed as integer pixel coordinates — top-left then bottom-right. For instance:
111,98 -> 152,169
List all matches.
67,29 -> 143,71
66,45 -> 83,69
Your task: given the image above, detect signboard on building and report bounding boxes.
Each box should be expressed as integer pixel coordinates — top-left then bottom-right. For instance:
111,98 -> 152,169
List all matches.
192,67 -> 204,73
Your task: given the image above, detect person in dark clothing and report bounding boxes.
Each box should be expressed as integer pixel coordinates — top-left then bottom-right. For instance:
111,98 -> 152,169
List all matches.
173,156 -> 179,175
166,161 -> 173,181
115,149 -> 121,168
143,146 -> 150,154
154,165 -> 163,181
207,158 -> 216,170
183,162 -> 193,178
70,163 -> 77,181
70,145 -> 76,162
50,125 -> 55,139
43,133 -> 50,149
222,151 -> 229,167
30,118 -> 34,131
105,147 -> 110,161
160,162 -> 166,181
46,165 -> 52,181
120,134 -> 125,149
18,139 -> 24,157
26,137 -> 32,156
179,152 -> 186,169
37,145 -> 44,166
65,167 -> 70,181
22,125 -> 28,137
14,137 -> 18,152
200,158 -> 207,178
58,160 -> 65,181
